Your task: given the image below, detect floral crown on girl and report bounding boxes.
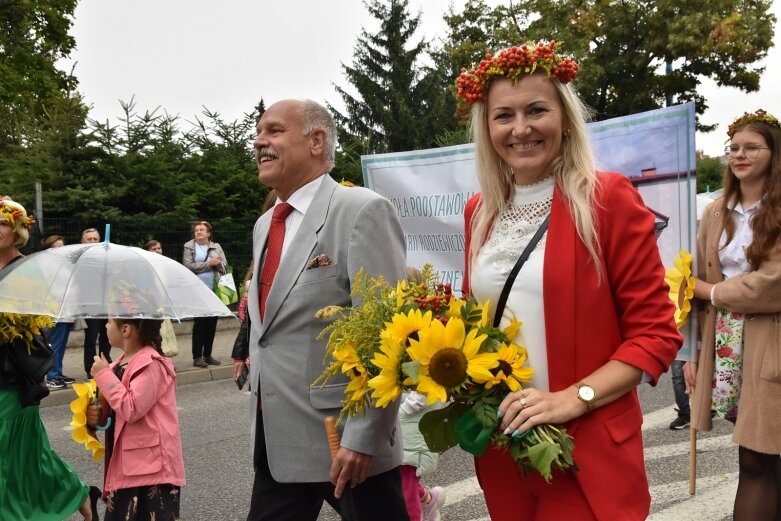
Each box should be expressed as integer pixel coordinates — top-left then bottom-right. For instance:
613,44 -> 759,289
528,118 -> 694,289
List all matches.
0,197 -> 34,231
455,40 -> 579,109
727,109 -> 781,137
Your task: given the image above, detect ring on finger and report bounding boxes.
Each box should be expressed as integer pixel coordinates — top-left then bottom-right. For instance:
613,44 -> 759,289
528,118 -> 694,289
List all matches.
519,397 -> 527,408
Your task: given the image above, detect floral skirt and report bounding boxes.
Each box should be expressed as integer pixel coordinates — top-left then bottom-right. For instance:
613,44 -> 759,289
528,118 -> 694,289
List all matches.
711,308 -> 744,422
105,483 -> 181,521
0,388 -> 89,521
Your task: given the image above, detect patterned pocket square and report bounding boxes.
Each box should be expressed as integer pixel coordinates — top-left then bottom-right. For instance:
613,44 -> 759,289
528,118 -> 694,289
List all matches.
306,254 -> 333,270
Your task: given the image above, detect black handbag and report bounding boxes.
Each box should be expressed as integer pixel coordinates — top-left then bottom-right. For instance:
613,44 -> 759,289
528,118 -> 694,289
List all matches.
8,331 -> 55,407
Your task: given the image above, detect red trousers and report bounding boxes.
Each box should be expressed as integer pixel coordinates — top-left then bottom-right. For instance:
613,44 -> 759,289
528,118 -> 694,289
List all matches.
475,445 -> 597,521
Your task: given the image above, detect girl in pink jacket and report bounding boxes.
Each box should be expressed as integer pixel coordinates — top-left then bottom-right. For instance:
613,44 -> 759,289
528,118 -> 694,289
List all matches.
89,318 -> 185,521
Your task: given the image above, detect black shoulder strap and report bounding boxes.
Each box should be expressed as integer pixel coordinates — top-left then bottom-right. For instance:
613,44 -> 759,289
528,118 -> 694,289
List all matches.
492,213 -> 551,328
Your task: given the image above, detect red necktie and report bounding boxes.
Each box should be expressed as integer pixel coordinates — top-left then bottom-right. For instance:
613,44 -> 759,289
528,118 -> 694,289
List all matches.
259,202 -> 294,320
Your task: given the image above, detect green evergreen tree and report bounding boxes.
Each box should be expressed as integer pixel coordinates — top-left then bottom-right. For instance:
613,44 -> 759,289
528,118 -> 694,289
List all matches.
329,0 -> 458,184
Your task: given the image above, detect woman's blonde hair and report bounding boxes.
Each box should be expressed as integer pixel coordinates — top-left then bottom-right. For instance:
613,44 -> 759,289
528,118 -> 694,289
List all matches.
467,75 -> 601,275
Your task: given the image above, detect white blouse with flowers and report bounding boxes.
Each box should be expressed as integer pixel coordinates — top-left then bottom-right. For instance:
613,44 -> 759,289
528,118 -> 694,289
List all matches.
470,176 -> 553,392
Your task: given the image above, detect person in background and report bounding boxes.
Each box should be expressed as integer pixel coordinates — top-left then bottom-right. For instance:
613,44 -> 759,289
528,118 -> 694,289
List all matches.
668,359 -> 691,429
236,99 -> 409,520
182,220 -> 227,368
81,228 -> 112,379
41,234 -> 76,390
685,109 -> 781,521
145,240 -> 179,358
0,198 -> 100,521
145,239 -> 163,254
460,41 -> 681,520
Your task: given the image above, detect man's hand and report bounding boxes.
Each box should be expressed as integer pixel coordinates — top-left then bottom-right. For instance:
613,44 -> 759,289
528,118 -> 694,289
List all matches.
90,354 -> 109,377
329,447 -> 372,499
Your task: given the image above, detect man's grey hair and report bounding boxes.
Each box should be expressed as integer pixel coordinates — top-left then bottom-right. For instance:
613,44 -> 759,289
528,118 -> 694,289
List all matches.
301,99 -> 337,166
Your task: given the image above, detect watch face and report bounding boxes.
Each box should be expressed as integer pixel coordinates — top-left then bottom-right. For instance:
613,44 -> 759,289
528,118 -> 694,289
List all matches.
578,386 -> 595,401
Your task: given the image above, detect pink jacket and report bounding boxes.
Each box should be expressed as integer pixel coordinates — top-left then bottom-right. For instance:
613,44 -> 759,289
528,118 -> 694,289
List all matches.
94,346 -> 186,492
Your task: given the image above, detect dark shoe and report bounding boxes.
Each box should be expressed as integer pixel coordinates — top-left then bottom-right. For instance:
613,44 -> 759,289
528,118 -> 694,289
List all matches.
204,356 -> 221,366
669,409 -> 690,430
61,375 -> 76,384
89,485 -> 101,521
46,378 -> 65,390
193,357 -> 208,368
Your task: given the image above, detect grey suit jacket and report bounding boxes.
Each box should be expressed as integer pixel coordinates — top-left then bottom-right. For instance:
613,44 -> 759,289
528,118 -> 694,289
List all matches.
247,175 -> 407,483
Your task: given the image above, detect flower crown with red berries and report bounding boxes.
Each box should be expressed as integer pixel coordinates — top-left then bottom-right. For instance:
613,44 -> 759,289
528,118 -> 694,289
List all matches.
727,109 -> 781,137
0,197 -> 34,231
456,40 -> 579,109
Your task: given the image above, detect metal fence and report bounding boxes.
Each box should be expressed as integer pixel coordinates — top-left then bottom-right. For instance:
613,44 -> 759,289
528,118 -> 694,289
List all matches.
26,216 -> 258,285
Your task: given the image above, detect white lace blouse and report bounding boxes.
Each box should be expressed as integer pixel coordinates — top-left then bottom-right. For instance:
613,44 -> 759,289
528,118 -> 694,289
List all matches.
470,176 -> 553,391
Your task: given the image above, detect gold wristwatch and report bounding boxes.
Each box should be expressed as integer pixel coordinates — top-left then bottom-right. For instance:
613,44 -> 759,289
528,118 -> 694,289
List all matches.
575,382 -> 597,412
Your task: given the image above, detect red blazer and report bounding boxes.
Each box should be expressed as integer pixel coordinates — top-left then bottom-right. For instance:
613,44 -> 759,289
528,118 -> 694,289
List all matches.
464,172 -> 681,520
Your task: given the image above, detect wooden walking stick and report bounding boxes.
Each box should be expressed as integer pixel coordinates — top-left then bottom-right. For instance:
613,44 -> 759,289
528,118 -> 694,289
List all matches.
689,379 -> 698,495
689,425 -> 697,495
324,416 -> 360,520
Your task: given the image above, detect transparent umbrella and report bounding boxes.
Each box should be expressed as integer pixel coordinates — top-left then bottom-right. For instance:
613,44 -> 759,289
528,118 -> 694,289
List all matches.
0,242 -> 233,320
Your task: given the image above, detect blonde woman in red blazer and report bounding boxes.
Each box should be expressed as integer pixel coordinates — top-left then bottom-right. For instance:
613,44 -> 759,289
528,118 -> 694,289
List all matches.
458,42 -> 681,520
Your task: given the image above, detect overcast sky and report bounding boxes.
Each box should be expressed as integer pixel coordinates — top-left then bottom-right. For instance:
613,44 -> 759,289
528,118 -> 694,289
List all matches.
61,0 -> 780,158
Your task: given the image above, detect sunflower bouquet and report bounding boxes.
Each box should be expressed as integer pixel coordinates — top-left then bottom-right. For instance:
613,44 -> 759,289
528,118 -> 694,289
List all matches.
314,265 -> 575,481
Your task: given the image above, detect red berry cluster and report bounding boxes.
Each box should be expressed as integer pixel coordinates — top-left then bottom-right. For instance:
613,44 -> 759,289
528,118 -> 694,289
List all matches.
552,58 -> 578,84
455,40 -> 579,110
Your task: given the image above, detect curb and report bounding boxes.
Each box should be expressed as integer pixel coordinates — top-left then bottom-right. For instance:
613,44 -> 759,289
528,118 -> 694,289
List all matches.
40,365 -> 235,408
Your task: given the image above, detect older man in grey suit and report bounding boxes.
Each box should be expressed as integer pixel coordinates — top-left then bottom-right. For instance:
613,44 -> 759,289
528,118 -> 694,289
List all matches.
233,99 -> 409,521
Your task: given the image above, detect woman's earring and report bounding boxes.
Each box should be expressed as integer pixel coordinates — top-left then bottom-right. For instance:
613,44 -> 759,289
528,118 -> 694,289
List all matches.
563,128 -> 571,138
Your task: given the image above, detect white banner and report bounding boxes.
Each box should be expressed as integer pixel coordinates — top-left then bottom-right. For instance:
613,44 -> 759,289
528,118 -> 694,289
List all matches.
363,102 -> 697,358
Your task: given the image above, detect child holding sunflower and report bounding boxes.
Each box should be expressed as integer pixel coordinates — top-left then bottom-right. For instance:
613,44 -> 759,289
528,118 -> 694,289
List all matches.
87,314 -> 185,521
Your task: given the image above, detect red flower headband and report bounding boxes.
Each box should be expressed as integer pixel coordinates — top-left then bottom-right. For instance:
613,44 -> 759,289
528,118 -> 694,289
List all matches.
456,40 -> 579,109
727,109 -> 781,137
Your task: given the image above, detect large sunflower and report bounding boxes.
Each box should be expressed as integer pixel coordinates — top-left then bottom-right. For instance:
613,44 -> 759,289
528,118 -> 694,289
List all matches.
665,250 -> 696,329
407,318 -> 498,405
484,343 -> 534,392
368,336 -> 406,407
69,380 -> 105,462
383,308 -> 433,344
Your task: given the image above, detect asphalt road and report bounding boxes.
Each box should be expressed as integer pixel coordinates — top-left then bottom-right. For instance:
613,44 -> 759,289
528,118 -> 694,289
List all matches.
44,370 -> 738,521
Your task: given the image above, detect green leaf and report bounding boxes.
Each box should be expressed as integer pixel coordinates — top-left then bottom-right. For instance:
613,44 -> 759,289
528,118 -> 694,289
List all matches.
419,401 -> 469,452
401,360 -> 420,384
472,400 -> 499,429
527,442 -> 562,483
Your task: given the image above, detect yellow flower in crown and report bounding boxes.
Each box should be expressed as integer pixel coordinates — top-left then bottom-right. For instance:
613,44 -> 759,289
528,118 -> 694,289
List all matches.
665,250 -> 696,329
484,343 -> 534,392
69,380 -> 105,462
407,317 -> 499,405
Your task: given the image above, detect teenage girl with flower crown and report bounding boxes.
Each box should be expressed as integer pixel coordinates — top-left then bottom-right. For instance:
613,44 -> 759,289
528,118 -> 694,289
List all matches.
685,109 -> 781,521
88,310 -> 185,521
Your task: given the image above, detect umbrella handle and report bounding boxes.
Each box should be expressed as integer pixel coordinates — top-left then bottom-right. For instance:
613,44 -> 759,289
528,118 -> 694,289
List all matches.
93,393 -> 112,431
689,426 -> 697,495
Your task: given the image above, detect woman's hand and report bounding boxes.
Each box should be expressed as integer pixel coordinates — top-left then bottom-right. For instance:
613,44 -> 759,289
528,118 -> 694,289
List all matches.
497,387 -> 586,437
684,362 -> 697,394
208,257 -> 222,268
